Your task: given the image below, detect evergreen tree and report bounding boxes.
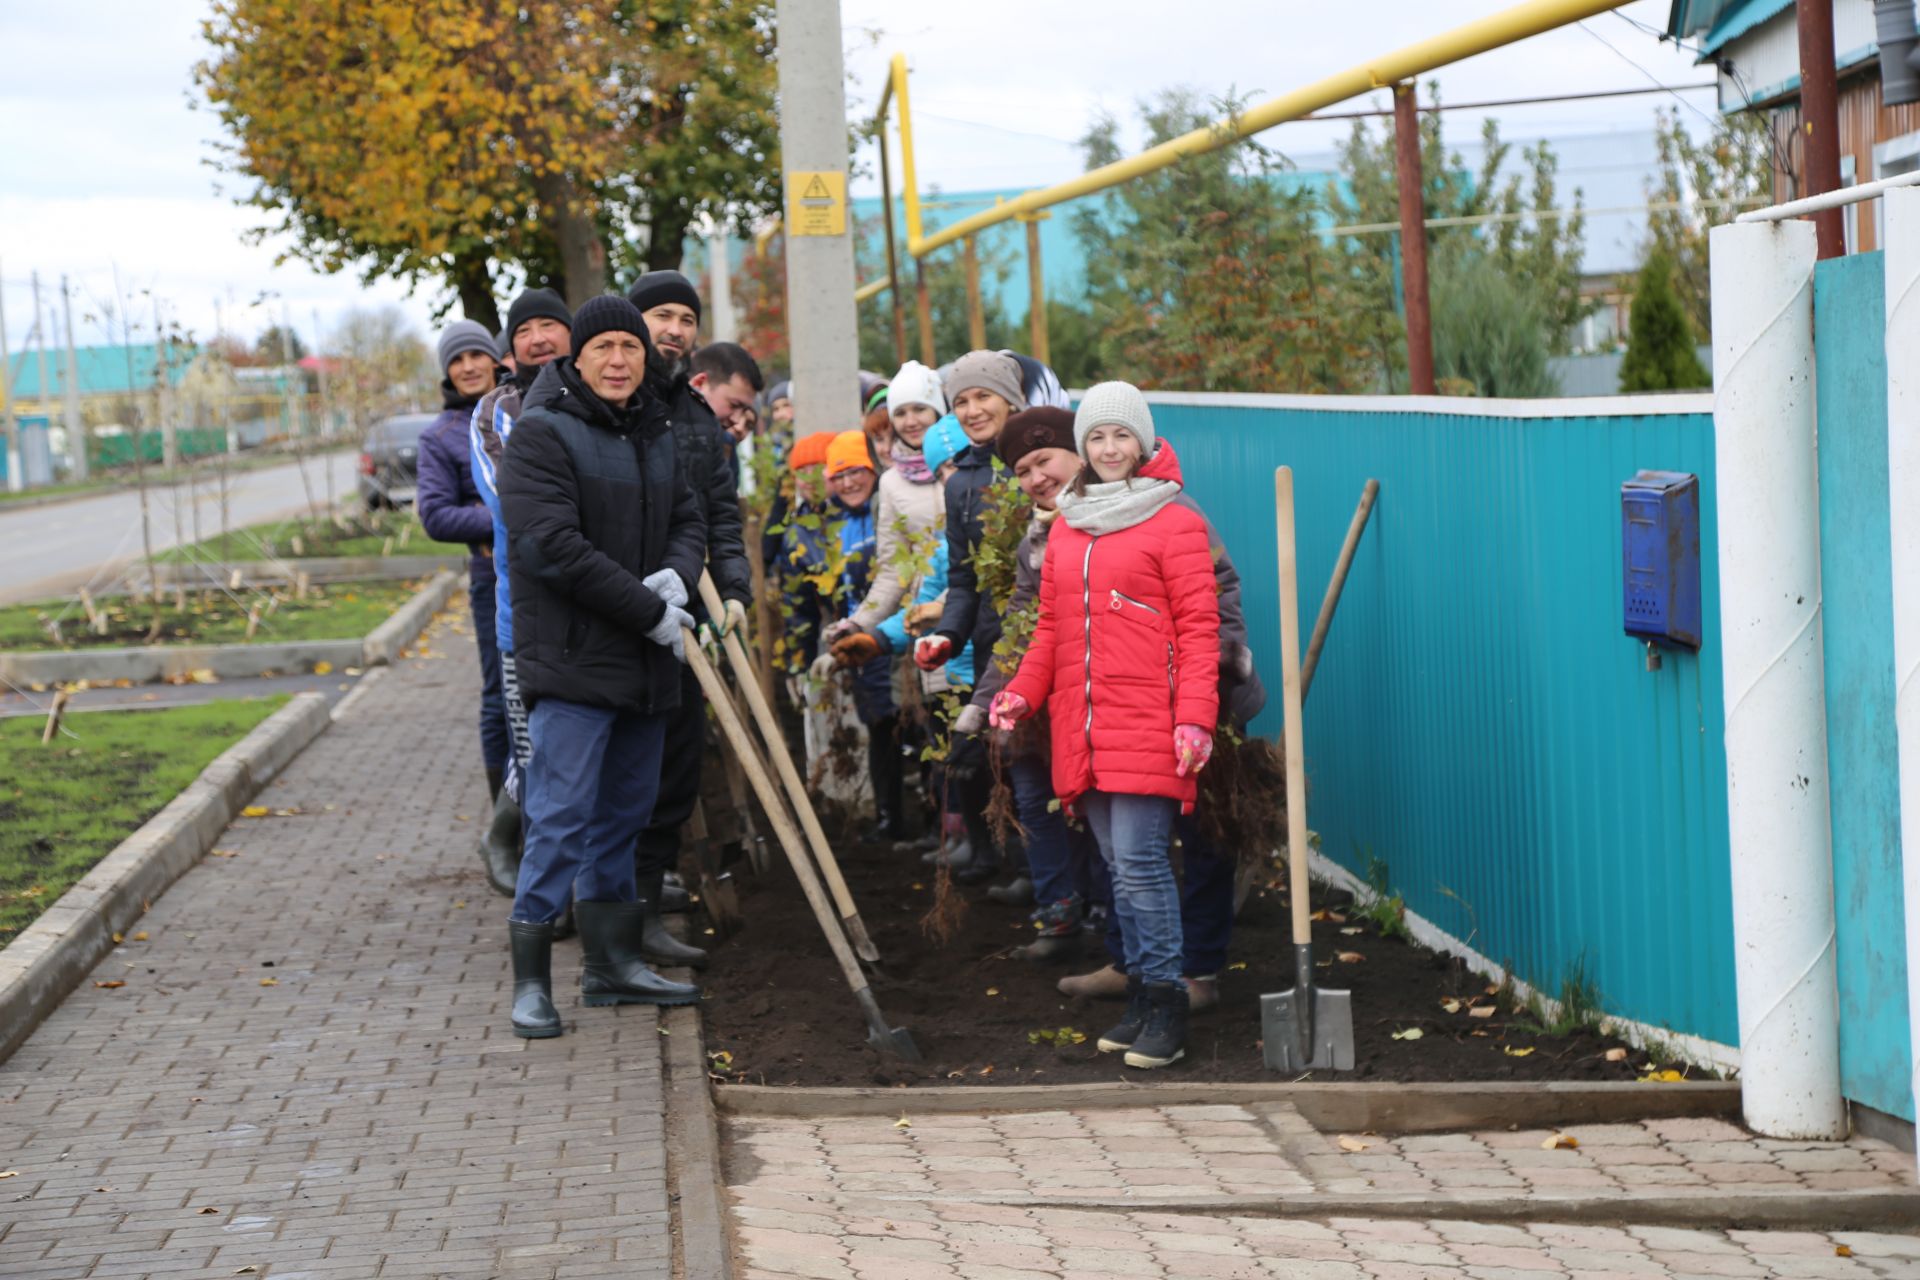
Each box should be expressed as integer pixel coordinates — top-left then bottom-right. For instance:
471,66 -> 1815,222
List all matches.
1618,252 -> 1709,392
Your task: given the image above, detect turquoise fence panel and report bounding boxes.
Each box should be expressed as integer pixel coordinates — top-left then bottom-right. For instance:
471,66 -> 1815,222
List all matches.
1813,252 -> 1914,1122
1146,395 -> 1735,1050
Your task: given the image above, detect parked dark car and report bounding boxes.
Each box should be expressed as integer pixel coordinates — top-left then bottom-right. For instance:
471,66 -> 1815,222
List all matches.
358,412 -> 437,510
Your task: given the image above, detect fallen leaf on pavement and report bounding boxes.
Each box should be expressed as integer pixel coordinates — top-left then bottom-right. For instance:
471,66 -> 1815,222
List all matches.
312,661 -> 333,675
198,1206 -> 220,1215
240,807 -> 269,818
259,978 -> 278,987
893,1114 -> 911,1129
234,1266 -> 260,1274
1541,1133 -> 1579,1149
0,1171 -> 17,1178
112,932 -> 123,944
132,932 -> 148,942
210,849 -> 240,858
93,980 -> 124,989
1836,1246 -> 1853,1258
1337,1136 -> 1370,1152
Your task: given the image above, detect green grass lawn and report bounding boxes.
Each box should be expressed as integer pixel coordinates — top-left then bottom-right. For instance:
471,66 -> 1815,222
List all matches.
159,510 -> 467,563
0,698 -> 287,946
0,579 -> 426,652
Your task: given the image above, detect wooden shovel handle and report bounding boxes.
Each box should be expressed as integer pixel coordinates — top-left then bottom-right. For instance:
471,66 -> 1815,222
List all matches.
1275,467 -> 1313,949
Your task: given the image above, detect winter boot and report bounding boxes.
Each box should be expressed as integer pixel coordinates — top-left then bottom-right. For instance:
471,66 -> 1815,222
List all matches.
954,840 -> 1001,885
1013,896 -> 1083,962
508,921 -> 562,1039
636,868 -> 708,969
925,838 -> 974,869
575,901 -> 701,1006
486,766 -> 504,802
1096,975 -> 1150,1053
1123,981 -> 1190,1069
479,787 -> 522,898
987,876 -> 1034,906
1059,963 -> 1130,1000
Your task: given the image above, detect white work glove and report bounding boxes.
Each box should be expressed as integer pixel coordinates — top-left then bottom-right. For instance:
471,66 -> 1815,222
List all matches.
646,602 -> 696,664
641,568 -> 688,610
952,702 -> 987,737
809,651 -> 838,682
721,598 -> 750,638
822,618 -> 859,645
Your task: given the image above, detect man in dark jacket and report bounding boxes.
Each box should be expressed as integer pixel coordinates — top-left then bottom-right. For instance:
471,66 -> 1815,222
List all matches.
417,320 -> 507,797
625,270 -> 754,970
497,296 -> 705,1039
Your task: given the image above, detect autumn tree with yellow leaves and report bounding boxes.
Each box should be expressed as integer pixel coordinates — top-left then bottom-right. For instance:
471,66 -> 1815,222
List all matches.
197,1 -> 780,328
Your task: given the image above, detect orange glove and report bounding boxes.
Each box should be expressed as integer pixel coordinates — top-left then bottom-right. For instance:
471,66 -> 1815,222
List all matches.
830,631 -> 886,669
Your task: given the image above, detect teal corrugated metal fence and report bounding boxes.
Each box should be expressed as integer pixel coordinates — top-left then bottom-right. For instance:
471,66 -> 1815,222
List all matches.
1813,253 -> 1915,1123
1147,394 -> 1736,1051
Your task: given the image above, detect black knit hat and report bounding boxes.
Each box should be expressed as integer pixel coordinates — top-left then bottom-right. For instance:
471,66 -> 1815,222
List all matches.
570,295 -> 652,354
626,269 -> 702,321
505,288 -> 572,344
997,406 -> 1077,470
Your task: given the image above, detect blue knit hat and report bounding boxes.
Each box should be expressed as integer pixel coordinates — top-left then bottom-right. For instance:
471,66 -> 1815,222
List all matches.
921,415 -> 968,474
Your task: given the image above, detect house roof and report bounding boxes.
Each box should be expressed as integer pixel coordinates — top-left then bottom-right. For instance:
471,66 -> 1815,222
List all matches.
1669,0 -> 1796,52
1,342 -> 197,401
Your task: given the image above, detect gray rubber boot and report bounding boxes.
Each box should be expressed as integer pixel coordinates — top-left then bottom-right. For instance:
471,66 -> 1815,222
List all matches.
508,921 -> 562,1039
637,868 -> 708,969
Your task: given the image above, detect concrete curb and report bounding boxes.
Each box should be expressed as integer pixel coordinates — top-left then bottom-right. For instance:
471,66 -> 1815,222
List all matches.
665,1005 -> 738,1280
133,554 -> 465,590
0,571 -> 460,687
713,1080 -> 1743,1134
0,692 -> 333,1066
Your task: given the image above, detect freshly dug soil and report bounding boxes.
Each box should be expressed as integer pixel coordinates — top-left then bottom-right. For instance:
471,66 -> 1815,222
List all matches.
695,830 -> 1671,1089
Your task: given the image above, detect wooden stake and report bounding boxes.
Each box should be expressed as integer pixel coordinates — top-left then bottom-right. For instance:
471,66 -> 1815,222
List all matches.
294,571 -> 310,601
41,688 -> 71,744
245,605 -> 261,640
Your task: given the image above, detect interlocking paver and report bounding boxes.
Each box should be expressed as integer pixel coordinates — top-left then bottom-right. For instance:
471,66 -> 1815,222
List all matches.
0,624 -> 677,1279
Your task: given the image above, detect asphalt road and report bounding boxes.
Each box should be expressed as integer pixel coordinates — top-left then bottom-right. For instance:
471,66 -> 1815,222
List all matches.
0,450 -> 359,605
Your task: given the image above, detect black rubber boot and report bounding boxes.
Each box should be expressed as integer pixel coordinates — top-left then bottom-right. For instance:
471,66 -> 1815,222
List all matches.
636,868 -> 708,970
508,921 -> 562,1039
553,901 -> 576,941
575,901 -> 701,1007
485,766 -> 504,802
1124,981 -> 1190,1069
479,788 -> 521,898
1096,975 -> 1149,1053
659,881 -> 692,913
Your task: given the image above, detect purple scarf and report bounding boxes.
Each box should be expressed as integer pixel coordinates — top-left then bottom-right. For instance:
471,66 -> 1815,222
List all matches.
890,438 -> 934,484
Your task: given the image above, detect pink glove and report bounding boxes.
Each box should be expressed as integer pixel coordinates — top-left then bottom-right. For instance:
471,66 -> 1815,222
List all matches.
914,635 -> 952,672
1174,724 -> 1214,777
988,691 -> 1031,731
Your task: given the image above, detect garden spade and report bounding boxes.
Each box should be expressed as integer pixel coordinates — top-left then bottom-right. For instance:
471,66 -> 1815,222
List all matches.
682,626 -> 921,1061
1262,466 -> 1355,1074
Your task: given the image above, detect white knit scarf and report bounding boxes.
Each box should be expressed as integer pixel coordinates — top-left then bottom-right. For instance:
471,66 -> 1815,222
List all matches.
1056,473 -> 1182,536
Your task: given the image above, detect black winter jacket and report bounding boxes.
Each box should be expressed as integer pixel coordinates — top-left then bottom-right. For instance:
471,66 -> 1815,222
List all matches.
500,359 -> 706,715
654,373 -> 753,609
933,440 -> 1008,667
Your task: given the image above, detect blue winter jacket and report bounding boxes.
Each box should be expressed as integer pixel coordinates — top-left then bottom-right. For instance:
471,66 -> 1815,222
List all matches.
469,372 -> 531,654
876,537 -> 974,689
416,385 -> 495,587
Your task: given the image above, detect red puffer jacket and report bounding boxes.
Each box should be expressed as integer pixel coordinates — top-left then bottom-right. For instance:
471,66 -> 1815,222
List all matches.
1002,439 -> 1220,812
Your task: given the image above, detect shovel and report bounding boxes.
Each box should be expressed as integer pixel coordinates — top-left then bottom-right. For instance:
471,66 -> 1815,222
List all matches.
1261,466 -> 1355,1073
698,573 -> 883,963
682,627 -> 921,1061
686,799 -> 744,937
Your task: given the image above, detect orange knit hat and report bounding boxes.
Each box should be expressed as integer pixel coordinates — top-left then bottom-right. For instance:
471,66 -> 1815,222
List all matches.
824,429 -> 874,479
788,431 -> 836,472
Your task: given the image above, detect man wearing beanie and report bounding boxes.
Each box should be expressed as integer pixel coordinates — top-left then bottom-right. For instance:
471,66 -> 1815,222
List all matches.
626,273 -> 753,967
496,295 -> 707,1038
470,286 -> 576,899
417,320 -> 507,803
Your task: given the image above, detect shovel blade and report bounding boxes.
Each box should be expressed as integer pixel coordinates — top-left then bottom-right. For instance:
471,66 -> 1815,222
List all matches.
868,1025 -> 923,1063
699,870 -> 743,938
1261,986 -> 1355,1073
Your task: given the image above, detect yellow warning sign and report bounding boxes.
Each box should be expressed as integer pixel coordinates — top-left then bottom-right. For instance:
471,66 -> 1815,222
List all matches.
787,169 -> 847,237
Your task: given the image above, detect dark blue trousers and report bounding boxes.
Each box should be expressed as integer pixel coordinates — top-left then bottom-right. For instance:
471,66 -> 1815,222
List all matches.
512,699 -> 668,924
470,576 -> 510,775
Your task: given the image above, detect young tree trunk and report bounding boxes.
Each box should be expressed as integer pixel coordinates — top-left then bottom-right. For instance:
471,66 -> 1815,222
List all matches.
534,171 -> 609,306
646,205 -> 696,273
451,248 -> 501,330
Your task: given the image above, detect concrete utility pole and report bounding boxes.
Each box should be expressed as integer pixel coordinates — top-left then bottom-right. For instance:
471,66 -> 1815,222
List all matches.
32,272 -> 55,482
0,263 -> 19,492
775,0 -> 859,431
1797,0 -> 1846,258
62,275 -> 87,482
1394,83 -> 1437,395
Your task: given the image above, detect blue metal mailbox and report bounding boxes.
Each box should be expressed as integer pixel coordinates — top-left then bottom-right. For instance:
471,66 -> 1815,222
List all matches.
1622,470 -> 1702,650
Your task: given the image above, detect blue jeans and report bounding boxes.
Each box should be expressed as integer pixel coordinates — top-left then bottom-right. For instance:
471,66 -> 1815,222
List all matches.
471,578 -> 509,774
1095,813 -> 1238,976
1081,790 -> 1182,984
513,699 -> 668,924
1009,755 -> 1081,907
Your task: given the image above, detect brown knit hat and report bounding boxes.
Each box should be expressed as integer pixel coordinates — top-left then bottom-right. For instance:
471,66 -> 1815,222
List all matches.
997,407 -> 1077,469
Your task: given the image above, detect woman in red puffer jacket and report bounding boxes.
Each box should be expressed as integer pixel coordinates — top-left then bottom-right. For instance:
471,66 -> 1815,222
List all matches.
991,381 -> 1218,1071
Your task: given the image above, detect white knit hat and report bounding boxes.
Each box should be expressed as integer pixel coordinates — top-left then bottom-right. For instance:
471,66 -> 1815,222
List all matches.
887,360 -> 947,416
1073,381 -> 1155,456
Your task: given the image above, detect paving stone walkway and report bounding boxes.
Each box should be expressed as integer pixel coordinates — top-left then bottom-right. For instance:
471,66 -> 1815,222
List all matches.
723,1105 -> 1920,1279
0,620 -> 677,1279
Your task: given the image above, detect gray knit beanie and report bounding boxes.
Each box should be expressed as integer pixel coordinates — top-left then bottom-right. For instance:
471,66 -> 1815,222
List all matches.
437,320 -> 497,372
1073,381 -> 1156,456
943,350 -> 1027,412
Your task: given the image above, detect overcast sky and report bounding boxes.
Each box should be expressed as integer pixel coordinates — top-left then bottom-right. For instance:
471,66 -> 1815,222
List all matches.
0,0 -> 1708,355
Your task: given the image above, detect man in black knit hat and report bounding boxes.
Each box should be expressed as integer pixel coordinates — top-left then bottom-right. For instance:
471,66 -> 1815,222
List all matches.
624,270 -> 753,971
